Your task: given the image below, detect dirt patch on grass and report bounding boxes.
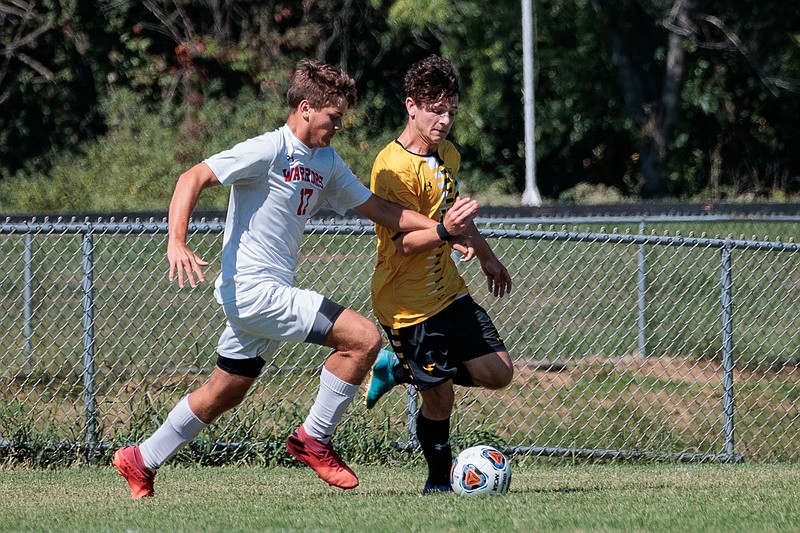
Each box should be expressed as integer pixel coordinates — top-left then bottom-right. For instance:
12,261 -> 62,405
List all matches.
517,354 -> 800,388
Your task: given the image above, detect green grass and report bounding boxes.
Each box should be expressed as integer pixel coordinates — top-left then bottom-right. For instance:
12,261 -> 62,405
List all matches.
1,464 -> 799,532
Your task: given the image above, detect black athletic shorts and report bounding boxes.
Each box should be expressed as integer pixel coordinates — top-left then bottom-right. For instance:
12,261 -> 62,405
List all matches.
381,294 -> 506,391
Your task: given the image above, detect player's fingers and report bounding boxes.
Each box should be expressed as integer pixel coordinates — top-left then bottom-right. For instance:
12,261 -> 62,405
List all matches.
177,264 -> 186,288
450,197 -> 477,220
455,244 -> 475,261
499,274 -> 512,297
455,199 -> 478,221
178,254 -> 201,288
453,196 -> 470,208
192,262 -> 206,284
184,260 -> 198,288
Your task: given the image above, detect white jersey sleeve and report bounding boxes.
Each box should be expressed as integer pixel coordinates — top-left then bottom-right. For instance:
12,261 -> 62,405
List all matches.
204,136 -> 278,186
322,154 -> 371,215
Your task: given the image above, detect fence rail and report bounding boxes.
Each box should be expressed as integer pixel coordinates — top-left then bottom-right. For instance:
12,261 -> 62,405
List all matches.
1,215 -> 798,465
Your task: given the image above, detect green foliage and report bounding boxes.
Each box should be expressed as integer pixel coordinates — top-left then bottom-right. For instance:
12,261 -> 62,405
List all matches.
557,183 -> 625,204
383,0 -> 528,192
1,0 -> 799,207
332,99 -> 399,185
0,87 -> 290,213
0,86 -> 409,213
0,0 -> 115,176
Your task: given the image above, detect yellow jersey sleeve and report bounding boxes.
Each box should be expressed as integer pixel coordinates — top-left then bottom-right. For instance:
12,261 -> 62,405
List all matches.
370,140 -> 469,329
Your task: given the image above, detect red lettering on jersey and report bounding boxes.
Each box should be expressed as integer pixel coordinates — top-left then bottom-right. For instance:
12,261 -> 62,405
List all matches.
297,188 -> 313,215
283,166 -> 324,188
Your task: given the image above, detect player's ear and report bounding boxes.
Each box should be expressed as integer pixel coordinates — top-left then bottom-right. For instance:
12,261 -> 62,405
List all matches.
405,97 -> 416,118
298,100 -> 311,120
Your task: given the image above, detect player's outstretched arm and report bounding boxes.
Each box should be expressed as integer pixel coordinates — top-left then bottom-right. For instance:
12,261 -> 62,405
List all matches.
355,194 -> 477,235
465,222 -> 512,297
167,162 -> 220,288
356,195 -> 478,256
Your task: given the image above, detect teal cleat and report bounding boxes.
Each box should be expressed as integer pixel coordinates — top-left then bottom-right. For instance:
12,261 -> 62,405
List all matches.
365,348 -> 398,409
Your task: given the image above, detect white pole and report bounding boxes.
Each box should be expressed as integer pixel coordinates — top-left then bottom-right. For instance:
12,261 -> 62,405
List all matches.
521,0 -> 541,206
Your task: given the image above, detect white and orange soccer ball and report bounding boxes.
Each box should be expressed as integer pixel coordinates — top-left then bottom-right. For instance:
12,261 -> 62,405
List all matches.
450,445 -> 512,496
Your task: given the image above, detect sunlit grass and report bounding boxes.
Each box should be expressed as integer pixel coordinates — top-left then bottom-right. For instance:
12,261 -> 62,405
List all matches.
1,463 -> 799,532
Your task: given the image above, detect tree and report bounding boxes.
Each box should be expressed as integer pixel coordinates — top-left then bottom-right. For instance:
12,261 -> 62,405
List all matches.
0,0 -> 111,176
2,0 -> 798,202
587,0 -> 799,198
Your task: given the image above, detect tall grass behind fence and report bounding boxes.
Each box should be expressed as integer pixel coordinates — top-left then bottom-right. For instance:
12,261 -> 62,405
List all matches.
0,215 -> 798,466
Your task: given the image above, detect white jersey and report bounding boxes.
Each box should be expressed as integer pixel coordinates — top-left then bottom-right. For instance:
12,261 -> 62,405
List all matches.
205,124 -> 371,305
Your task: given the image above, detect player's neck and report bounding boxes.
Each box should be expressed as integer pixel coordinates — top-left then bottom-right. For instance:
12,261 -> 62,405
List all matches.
396,125 -> 439,156
286,114 -> 313,148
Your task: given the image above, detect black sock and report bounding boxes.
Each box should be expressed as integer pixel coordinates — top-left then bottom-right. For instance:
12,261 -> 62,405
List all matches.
416,411 -> 451,486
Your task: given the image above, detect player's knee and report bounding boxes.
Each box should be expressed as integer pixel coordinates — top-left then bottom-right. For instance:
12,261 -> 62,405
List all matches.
362,327 -> 382,363
496,363 -> 514,388
348,318 -> 382,361
484,359 -> 514,389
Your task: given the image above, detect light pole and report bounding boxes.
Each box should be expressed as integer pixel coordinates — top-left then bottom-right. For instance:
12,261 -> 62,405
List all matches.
521,0 -> 541,206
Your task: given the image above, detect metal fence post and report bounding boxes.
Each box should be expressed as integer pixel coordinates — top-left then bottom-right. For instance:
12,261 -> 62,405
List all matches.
637,220 -> 648,357
81,227 -> 98,460
720,240 -> 736,459
23,233 -> 33,367
406,385 -> 419,448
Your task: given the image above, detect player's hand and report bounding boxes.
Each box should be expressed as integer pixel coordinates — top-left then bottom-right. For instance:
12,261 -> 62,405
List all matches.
449,234 -> 476,262
167,240 -> 209,288
442,197 -> 478,236
481,256 -> 512,297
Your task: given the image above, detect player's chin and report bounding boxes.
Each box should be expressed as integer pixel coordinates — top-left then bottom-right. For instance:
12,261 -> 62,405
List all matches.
430,130 -> 448,142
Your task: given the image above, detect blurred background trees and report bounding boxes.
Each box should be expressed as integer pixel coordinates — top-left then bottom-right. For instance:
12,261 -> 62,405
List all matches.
1,0 -> 798,212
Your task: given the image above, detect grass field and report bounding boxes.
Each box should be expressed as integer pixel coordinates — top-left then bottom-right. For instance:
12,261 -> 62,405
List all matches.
1,463 -> 799,532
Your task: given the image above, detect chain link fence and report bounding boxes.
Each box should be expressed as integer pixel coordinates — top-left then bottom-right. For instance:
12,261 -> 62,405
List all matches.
1,214 -> 798,465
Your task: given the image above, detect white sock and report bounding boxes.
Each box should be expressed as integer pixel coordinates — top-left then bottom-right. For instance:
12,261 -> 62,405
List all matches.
139,396 -> 207,470
303,366 -> 359,444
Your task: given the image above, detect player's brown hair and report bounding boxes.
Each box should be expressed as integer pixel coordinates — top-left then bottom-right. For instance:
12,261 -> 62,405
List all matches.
403,55 -> 460,107
287,59 -> 357,111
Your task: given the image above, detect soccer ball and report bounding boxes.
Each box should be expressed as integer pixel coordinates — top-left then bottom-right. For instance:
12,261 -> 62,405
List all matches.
450,445 -> 512,496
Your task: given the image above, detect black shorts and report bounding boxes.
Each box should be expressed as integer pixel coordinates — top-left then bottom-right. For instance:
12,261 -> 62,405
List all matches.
381,295 -> 506,391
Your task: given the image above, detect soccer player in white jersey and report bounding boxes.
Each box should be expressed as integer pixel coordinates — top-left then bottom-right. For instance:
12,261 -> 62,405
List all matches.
112,59 -> 479,499
366,55 -> 514,494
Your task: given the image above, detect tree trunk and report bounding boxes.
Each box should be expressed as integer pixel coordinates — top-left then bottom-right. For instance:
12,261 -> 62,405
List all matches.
592,0 -> 692,197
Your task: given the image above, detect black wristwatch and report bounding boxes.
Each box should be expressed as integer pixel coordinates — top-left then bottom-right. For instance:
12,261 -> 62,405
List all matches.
436,222 -> 454,241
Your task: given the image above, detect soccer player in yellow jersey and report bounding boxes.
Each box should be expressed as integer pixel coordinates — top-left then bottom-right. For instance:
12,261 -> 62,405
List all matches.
366,55 -> 514,494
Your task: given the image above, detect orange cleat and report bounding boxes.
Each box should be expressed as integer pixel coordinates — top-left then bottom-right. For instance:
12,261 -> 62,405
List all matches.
286,426 -> 358,490
113,446 -> 156,499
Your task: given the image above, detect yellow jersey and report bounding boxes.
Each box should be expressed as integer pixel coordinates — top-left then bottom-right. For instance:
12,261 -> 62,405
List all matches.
370,140 -> 469,329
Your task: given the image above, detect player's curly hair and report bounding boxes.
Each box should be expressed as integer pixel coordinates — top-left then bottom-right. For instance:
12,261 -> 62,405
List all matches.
288,59 -> 357,111
404,55 -> 459,106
